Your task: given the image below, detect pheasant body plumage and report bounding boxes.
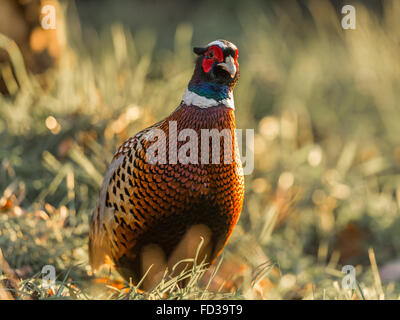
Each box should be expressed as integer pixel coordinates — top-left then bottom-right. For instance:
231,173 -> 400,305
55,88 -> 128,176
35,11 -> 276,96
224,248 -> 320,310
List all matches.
89,40 -> 244,288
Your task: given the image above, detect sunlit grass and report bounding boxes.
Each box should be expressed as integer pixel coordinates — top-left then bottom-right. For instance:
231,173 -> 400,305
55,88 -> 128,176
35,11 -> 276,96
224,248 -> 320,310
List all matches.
1,0 -> 400,299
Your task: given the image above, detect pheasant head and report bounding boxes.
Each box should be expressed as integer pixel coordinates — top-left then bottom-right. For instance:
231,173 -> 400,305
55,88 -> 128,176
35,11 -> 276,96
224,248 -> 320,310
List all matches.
183,40 -> 239,110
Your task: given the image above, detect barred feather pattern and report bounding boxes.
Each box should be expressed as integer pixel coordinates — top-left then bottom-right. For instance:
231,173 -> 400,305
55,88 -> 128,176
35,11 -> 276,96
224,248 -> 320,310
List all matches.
89,102 -> 244,284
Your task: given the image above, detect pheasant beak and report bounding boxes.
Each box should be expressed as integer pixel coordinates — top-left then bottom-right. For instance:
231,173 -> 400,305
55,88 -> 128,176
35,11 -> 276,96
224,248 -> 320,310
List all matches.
217,55 -> 237,78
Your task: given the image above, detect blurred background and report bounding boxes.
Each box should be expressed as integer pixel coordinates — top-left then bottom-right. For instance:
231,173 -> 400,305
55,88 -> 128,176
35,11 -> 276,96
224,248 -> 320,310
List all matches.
1,0 -> 400,299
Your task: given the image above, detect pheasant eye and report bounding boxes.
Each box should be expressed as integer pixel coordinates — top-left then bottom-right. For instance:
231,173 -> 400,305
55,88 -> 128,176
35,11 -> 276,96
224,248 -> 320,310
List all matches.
208,50 -> 214,58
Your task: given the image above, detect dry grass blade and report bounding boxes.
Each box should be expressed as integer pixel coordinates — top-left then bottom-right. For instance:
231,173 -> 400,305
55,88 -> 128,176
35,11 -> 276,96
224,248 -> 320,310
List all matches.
368,248 -> 384,300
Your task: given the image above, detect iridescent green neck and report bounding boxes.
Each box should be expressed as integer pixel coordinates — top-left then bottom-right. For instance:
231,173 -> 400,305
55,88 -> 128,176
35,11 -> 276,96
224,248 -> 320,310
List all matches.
187,81 -> 230,102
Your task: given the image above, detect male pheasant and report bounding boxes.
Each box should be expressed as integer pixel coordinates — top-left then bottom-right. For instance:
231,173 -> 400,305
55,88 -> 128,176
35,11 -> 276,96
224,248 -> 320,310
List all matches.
89,39 -> 244,290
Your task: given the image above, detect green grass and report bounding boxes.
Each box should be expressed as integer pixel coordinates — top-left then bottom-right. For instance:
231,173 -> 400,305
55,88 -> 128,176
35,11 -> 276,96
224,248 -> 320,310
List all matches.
1,0 -> 400,299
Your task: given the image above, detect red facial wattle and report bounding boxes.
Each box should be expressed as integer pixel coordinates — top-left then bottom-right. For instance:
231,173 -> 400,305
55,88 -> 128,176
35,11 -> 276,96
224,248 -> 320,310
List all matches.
234,49 -> 239,66
202,46 -> 224,73
202,58 -> 214,73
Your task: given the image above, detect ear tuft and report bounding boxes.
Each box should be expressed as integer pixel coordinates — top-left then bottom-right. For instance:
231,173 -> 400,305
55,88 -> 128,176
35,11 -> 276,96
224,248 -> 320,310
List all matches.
193,47 -> 207,55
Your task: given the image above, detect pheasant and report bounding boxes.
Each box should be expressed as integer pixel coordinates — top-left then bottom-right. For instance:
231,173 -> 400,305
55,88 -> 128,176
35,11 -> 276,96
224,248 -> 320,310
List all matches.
89,39 -> 244,290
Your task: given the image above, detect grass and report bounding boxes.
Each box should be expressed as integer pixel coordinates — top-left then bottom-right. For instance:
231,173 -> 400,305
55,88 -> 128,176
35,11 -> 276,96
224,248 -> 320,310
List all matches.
1,0 -> 400,299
